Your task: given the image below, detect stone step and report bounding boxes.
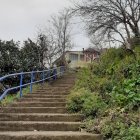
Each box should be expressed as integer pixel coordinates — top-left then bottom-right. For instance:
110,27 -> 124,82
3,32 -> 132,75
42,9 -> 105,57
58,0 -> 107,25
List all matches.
37,86 -> 71,90
35,90 -> 70,93
55,78 -> 76,80
36,89 -> 70,93
0,113 -> 82,122
54,78 -> 76,80
0,121 -> 81,131
11,102 -> 66,107
0,107 -> 67,113
0,131 -> 102,140
24,95 -> 67,98
35,89 -> 69,92
51,80 -> 75,83
52,83 -> 75,86
0,73 -> 102,139
18,98 -> 66,102
42,86 -> 72,89
32,92 -> 70,95
50,84 -> 74,87
52,81 -> 75,84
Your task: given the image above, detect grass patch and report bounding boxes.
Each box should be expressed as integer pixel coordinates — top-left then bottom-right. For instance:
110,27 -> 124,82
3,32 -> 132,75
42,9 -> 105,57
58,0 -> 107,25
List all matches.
0,83 -> 45,107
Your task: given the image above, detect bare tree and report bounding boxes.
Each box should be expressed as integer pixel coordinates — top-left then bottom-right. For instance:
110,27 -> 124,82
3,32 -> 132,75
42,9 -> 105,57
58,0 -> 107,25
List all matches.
50,9 -> 73,65
74,0 -> 140,49
36,34 -> 48,68
43,35 -> 59,67
36,9 -> 73,67
36,32 -> 60,68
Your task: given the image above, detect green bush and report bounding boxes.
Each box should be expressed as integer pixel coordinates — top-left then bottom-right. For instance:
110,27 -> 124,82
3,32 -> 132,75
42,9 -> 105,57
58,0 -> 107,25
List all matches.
67,88 -> 91,113
93,77 -> 114,96
82,93 -> 108,117
67,45 -> 140,140
75,68 -> 94,90
67,88 -> 107,117
100,113 -> 140,140
76,67 -> 114,95
83,109 -> 140,140
111,76 -> 140,110
113,56 -> 139,81
98,48 -> 126,76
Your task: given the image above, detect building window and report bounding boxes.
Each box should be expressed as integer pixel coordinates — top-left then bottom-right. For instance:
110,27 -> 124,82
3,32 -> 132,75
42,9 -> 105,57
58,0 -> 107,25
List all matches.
70,54 -> 78,61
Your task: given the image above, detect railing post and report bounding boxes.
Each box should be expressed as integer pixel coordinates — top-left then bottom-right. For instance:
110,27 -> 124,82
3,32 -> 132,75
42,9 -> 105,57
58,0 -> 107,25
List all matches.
30,71 -> 34,93
55,68 -> 57,80
43,70 -> 45,84
20,73 -> 23,98
42,70 -> 45,87
59,66 -> 61,77
61,66 -> 64,75
60,66 -> 63,76
64,66 -> 66,73
53,68 -> 57,80
55,67 -> 58,80
48,69 -> 51,82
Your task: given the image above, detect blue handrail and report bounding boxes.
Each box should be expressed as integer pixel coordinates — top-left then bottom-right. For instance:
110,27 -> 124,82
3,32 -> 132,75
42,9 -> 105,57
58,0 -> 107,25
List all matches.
0,66 -> 66,101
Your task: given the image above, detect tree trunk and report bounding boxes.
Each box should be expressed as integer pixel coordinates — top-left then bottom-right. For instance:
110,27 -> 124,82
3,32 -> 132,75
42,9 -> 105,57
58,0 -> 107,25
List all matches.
134,23 -> 140,38
124,22 -> 132,49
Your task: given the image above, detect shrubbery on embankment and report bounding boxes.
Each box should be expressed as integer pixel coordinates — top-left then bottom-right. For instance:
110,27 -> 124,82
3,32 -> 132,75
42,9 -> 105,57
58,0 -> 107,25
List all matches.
67,46 -> 140,140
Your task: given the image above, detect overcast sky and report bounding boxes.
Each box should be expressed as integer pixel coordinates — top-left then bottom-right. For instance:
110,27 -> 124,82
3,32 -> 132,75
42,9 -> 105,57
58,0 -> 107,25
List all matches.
0,0 -> 89,50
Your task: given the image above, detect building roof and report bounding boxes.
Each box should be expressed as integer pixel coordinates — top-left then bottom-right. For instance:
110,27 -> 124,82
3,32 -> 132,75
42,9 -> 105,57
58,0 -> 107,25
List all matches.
84,47 -> 100,53
65,51 -> 83,53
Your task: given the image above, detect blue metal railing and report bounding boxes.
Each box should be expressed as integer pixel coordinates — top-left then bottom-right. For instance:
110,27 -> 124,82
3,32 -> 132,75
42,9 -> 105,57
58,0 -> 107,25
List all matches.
0,66 -> 66,101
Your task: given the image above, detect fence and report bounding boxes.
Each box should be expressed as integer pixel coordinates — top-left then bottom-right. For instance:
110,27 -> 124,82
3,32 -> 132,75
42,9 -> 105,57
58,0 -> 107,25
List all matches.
0,66 -> 65,101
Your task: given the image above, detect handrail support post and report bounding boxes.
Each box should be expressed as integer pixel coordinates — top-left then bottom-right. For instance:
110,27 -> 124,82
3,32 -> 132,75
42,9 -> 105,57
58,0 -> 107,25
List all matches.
30,71 -> 34,93
20,73 -> 23,98
43,71 -> 45,84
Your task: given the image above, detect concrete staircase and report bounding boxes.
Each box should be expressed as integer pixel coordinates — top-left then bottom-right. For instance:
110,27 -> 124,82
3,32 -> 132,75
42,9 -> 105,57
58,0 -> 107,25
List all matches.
0,73 -> 102,140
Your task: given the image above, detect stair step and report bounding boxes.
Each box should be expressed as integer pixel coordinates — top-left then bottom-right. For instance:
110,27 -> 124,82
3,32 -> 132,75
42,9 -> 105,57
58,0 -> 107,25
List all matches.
35,91 -> 70,94
52,81 -> 75,84
39,86 -> 71,89
36,88 -> 70,92
32,92 -> 70,95
52,82 -> 75,84
11,102 -> 66,107
54,80 -> 76,82
18,98 -> 66,102
0,73 -> 102,139
0,121 -> 81,131
24,95 -> 67,98
0,107 -> 67,113
0,113 -> 82,122
50,84 -> 74,87
0,131 -> 102,140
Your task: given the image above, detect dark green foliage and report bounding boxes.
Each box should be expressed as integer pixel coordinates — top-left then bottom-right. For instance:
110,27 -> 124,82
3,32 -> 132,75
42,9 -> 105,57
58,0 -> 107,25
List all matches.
76,67 -> 114,95
0,40 -> 21,92
84,111 -> 140,140
111,76 -> 140,110
0,40 -> 20,76
67,88 -> 91,113
0,38 -> 48,76
75,68 -> 92,90
82,93 -> 107,117
20,39 -> 40,72
100,112 -> 140,140
0,39 -> 45,95
67,88 -> 107,117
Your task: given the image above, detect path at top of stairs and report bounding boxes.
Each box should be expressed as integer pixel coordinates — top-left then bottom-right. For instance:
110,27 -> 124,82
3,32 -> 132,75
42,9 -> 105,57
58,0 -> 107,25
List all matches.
0,72 -> 102,140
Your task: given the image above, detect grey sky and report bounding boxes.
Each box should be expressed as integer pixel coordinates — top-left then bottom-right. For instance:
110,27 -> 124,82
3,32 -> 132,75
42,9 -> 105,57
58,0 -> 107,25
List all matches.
0,0 -> 89,50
